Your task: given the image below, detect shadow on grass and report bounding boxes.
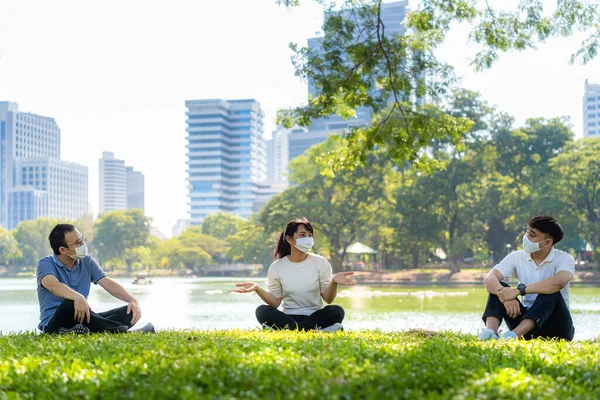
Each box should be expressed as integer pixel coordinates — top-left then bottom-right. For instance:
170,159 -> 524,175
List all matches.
0,331 -> 599,399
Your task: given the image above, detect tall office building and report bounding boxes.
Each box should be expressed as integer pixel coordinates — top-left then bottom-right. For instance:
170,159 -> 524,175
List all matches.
305,1 -> 408,132
583,80 -> 600,138
7,186 -> 49,230
99,151 -> 127,213
0,102 -> 61,227
0,101 -> 88,229
172,218 -> 190,238
99,151 -> 144,214
126,166 -> 145,211
264,1 -> 409,185
185,99 -> 267,224
15,158 -> 88,220
266,125 -> 292,182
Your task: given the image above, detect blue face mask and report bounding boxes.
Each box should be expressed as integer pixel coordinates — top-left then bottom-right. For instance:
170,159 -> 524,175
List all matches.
293,237 -> 314,253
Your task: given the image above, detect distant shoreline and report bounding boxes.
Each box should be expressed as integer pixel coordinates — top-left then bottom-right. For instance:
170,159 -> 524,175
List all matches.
2,268 -> 599,285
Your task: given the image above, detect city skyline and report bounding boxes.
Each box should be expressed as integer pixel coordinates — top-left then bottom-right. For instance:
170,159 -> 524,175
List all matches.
0,101 -> 88,229
1,0 -> 599,235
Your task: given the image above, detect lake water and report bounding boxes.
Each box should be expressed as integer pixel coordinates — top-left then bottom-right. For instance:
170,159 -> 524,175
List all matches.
1,277 -> 599,340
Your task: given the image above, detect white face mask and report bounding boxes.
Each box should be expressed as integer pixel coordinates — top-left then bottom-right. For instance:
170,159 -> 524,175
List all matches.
68,243 -> 89,261
293,237 -> 314,253
522,234 -> 548,254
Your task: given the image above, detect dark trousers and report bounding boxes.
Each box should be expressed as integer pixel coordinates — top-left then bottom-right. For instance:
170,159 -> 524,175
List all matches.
45,299 -> 134,334
256,305 -> 345,331
482,282 -> 575,341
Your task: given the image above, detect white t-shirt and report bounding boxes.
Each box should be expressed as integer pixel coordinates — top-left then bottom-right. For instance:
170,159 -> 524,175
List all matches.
493,248 -> 575,308
267,253 -> 333,316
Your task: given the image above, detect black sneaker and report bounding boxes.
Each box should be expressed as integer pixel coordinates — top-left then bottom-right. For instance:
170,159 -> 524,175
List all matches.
131,323 -> 155,334
105,324 -> 130,333
57,324 -> 90,335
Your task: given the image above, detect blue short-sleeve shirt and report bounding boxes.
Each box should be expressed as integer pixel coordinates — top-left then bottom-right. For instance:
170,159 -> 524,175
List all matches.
36,254 -> 107,331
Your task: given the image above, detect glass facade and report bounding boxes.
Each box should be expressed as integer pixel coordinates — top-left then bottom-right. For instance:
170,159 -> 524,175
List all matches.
185,99 -> 267,224
7,187 -> 49,230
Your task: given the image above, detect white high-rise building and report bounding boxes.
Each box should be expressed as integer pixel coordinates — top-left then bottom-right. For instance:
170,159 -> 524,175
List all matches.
172,218 -> 190,237
185,99 -> 267,224
99,151 -> 127,213
126,166 -> 145,211
583,80 -> 600,138
266,125 -> 292,182
99,152 -> 146,215
0,101 -> 88,228
15,158 -> 88,221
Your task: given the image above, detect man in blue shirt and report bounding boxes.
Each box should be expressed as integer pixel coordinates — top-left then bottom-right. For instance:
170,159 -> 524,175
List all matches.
37,223 -> 154,334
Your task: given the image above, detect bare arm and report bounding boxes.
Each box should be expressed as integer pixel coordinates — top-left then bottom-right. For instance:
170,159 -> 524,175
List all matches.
41,275 -> 90,324
322,281 -> 338,304
525,271 -> 573,294
255,286 -> 283,308
98,277 -> 135,302
498,271 -> 573,303
98,277 -> 141,324
41,274 -> 84,301
483,269 -> 505,295
321,272 -> 356,304
234,282 -> 283,308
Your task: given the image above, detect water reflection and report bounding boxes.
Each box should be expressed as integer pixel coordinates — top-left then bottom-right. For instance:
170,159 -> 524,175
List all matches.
0,277 -> 598,340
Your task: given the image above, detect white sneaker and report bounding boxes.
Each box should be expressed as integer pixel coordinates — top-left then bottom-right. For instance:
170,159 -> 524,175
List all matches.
261,323 -> 274,331
499,331 -> 518,340
318,323 -> 344,333
477,328 -> 499,341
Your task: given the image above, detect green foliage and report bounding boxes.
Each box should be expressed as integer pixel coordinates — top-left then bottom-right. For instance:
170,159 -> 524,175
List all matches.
201,212 -> 245,240
549,138 -> 600,257
0,331 -> 598,398
226,217 -> 274,267
276,0 -> 600,174
260,134 -> 396,271
178,226 -> 229,262
261,89 -> 600,269
169,247 -> 212,270
0,228 -> 20,267
12,218 -> 61,268
94,210 -> 151,264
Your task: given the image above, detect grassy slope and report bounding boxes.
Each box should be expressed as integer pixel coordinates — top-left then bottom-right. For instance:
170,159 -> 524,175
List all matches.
0,330 -> 598,399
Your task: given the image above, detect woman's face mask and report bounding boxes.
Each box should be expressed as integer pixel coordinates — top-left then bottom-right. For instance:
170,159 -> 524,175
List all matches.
293,237 -> 314,253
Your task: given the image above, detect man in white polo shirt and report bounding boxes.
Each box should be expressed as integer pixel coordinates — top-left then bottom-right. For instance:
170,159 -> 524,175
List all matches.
478,215 -> 576,341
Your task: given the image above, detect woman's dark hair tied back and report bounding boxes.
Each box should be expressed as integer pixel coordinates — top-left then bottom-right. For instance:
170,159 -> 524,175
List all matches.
273,217 -> 314,260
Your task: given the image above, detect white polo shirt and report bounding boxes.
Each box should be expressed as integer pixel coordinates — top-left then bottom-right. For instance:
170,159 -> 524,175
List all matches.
493,248 -> 575,309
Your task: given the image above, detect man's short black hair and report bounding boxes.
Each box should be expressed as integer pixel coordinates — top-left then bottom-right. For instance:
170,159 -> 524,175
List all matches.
528,215 -> 564,244
49,224 -> 76,255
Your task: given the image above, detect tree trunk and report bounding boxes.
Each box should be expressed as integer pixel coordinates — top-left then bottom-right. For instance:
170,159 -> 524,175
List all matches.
411,246 -> 419,269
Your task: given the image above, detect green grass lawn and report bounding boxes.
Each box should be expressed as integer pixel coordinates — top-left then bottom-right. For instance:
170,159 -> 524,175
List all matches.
0,330 -> 598,399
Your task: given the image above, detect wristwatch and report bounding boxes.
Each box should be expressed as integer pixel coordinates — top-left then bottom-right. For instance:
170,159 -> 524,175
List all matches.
517,283 -> 527,297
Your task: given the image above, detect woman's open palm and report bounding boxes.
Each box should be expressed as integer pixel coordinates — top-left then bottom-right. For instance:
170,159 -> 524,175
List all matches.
233,282 -> 259,293
333,271 -> 356,286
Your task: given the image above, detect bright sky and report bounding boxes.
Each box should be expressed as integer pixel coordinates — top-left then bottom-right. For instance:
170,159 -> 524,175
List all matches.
1,0 -> 599,237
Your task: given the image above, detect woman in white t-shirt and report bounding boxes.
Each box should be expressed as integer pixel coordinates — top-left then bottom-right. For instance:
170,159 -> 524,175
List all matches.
234,217 -> 356,332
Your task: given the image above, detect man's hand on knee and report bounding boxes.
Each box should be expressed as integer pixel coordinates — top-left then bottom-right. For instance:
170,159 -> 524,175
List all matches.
503,299 -> 521,318
74,293 -> 91,324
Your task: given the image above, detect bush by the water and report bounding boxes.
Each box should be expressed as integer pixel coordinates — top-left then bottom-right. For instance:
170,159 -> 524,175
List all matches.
0,330 -> 598,399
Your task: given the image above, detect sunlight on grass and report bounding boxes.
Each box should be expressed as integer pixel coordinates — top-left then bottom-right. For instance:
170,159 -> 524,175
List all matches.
0,330 -> 598,399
